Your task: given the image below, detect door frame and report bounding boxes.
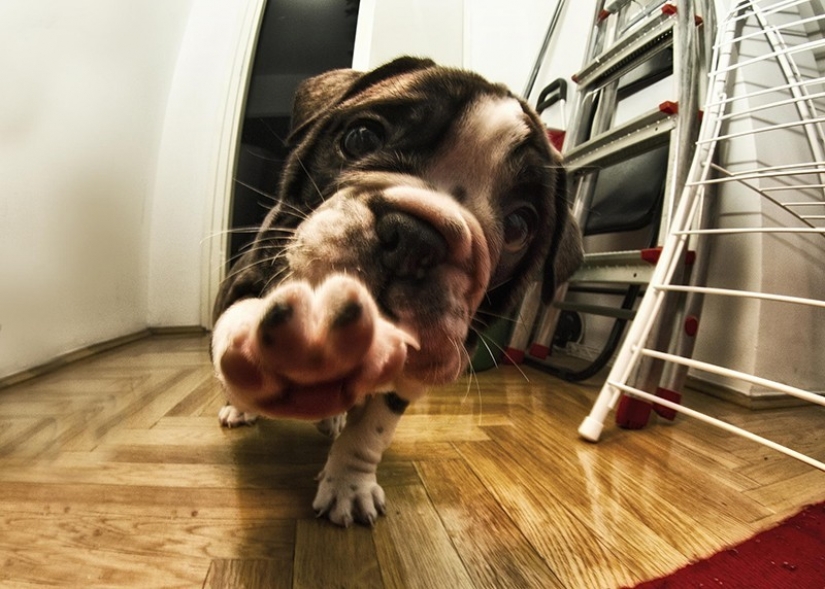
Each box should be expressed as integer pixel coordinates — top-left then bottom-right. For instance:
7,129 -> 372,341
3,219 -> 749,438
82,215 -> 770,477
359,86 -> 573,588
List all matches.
200,0 -> 268,328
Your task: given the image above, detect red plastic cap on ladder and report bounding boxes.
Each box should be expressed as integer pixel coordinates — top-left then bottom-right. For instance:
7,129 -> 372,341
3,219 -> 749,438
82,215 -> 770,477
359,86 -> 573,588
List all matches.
616,395 -> 653,430
502,348 -> 525,365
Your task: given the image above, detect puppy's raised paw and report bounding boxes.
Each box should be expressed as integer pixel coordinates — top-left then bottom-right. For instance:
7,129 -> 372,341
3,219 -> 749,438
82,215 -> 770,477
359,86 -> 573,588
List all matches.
313,468 -> 386,527
212,274 -> 418,421
218,404 -> 258,428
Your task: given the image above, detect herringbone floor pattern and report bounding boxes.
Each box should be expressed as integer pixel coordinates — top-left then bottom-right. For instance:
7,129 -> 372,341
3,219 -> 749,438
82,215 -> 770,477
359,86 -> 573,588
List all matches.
0,334 -> 822,588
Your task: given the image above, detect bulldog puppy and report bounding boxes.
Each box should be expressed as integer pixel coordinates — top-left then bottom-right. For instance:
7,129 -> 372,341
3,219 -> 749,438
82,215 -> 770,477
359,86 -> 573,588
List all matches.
212,56 -> 582,527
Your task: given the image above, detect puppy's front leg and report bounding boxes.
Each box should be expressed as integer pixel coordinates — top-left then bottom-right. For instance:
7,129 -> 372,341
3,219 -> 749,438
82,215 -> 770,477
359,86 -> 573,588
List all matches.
313,392 -> 410,527
218,404 -> 258,428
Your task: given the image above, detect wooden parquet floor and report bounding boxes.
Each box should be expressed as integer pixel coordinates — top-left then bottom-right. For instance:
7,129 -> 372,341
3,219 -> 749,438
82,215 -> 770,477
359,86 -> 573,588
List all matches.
0,334 -> 823,588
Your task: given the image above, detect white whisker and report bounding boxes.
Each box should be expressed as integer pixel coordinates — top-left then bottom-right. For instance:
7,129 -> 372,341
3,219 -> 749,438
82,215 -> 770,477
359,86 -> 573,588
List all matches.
234,178 -> 278,203
476,328 -> 530,383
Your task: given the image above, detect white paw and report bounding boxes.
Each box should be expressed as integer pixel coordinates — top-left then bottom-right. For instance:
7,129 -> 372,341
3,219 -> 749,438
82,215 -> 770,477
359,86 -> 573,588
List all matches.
218,404 -> 258,428
313,469 -> 386,527
315,414 -> 347,439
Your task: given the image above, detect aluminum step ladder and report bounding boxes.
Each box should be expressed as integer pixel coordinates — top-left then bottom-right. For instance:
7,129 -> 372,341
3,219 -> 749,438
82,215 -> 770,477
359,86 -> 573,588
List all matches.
507,0 -> 712,400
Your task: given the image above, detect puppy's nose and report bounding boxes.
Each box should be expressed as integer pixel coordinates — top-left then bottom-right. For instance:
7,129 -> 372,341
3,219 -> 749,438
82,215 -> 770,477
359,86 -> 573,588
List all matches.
376,211 -> 448,279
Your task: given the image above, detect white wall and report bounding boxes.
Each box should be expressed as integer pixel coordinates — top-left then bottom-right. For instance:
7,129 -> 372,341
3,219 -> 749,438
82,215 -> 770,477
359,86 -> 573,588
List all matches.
0,0 -> 193,379
353,0 -> 576,97
0,0 -> 263,380
353,0 -> 465,72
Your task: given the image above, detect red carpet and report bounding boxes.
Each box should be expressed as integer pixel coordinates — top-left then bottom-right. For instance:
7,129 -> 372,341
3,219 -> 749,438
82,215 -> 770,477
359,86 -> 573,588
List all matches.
631,502 -> 825,588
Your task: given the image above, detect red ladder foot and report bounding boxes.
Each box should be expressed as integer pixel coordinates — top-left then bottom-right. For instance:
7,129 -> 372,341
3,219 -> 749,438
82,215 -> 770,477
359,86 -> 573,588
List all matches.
653,387 -> 681,421
502,347 -> 525,365
616,395 -> 653,429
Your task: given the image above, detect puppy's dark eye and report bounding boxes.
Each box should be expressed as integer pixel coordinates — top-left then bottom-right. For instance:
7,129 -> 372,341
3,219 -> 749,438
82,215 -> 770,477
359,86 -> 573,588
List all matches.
341,121 -> 385,159
503,207 -> 537,253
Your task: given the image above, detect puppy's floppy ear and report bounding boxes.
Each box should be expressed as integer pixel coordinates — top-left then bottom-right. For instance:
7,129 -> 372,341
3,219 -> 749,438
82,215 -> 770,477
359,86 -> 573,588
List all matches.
542,166 -> 584,302
291,69 -> 363,133
289,56 -> 437,140
336,56 -> 436,102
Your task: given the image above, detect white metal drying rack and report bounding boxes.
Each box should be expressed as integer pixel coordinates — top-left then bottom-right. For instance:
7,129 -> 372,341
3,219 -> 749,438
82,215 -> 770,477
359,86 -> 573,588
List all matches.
578,0 -> 825,473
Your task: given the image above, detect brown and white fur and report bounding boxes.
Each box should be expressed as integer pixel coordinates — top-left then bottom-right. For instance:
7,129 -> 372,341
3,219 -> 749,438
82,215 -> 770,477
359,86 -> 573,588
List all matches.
211,57 -> 582,527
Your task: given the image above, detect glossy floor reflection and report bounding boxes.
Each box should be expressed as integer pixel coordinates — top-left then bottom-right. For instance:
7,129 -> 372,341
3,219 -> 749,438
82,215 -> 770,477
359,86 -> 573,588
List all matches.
0,334 -> 822,588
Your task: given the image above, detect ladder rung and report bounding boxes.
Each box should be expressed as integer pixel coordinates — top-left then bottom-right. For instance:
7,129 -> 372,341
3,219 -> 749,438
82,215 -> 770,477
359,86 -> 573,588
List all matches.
570,250 -> 658,285
583,250 -> 659,265
572,266 -> 655,285
554,301 -> 637,321
564,107 -> 676,172
574,12 -> 675,88
568,285 -> 645,296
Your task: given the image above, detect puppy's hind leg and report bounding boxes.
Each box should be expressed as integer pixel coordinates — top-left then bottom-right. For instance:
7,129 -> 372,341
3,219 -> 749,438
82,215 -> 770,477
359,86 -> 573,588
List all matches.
218,404 -> 259,428
315,413 -> 347,439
